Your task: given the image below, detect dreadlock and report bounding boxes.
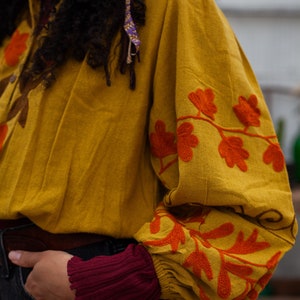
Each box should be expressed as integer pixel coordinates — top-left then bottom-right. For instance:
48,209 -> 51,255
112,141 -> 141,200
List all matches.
1,0 -> 146,89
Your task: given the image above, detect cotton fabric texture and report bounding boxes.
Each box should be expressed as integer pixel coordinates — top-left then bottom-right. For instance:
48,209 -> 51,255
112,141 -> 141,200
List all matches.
0,0 -> 297,299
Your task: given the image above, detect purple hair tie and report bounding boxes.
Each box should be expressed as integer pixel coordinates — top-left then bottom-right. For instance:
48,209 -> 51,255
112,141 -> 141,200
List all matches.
124,0 -> 141,64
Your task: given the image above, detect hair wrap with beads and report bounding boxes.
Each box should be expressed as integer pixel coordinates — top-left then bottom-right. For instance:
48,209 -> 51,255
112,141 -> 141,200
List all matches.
123,0 -> 141,64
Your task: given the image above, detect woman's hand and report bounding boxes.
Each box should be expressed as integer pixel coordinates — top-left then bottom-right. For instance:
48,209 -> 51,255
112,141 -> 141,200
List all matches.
9,250 -> 76,300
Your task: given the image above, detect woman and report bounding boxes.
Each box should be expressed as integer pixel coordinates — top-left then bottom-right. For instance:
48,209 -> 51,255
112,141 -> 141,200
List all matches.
0,0 -> 297,299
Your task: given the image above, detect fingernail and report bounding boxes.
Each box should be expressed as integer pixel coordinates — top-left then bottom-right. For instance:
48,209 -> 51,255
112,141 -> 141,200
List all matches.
8,251 -> 21,261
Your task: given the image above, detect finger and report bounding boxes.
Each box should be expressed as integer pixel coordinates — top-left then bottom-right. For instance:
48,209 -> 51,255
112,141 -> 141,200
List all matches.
8,250 -> 43,268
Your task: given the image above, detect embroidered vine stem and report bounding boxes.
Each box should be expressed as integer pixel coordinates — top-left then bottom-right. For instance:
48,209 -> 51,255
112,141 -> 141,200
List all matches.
159,157 -> 178,175
7,70 -> 52,127
150,87 -> 285,175
177,115 -> 277,146
145,207 -> 278,299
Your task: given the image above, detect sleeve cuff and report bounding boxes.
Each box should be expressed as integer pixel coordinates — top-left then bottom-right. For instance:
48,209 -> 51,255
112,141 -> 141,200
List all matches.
151,254 -> 200,300
67,243 -> 161,300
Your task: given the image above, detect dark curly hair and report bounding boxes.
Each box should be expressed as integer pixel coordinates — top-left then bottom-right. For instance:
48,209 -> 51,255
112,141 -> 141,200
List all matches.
1,0 -> 146,89
0,0 -> 28,42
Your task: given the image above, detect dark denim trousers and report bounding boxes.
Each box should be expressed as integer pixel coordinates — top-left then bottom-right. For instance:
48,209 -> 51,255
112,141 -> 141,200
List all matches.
0,237 -> 136,300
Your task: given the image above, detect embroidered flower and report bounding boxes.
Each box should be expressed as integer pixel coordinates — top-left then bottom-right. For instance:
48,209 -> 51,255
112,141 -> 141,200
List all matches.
263,144 -> 285,172
188,88 -> 217,119
4,30 -> 29,67
177,122 -> 199,162
159,87 -> 280,173
0,124 -> 8,151
150,120 -> 177,159
219,136 -> 249,172
233,95 -> 261,127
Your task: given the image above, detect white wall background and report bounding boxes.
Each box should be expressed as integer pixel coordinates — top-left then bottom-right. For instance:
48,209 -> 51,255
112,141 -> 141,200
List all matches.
217,0 -> 300,164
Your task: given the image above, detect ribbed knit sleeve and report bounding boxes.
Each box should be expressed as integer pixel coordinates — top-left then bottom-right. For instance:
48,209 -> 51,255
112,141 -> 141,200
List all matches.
67,244 -> 161,300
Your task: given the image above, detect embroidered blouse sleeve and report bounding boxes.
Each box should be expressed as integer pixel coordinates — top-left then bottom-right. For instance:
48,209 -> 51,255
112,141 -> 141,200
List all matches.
134,1 -> 297,299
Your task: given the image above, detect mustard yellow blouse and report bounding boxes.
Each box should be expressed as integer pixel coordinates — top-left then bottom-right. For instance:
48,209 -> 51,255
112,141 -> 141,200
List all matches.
0,0 -> 297,299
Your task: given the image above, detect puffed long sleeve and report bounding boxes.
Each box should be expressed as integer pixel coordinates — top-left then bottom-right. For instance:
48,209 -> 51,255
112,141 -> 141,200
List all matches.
134,0 -> 297,299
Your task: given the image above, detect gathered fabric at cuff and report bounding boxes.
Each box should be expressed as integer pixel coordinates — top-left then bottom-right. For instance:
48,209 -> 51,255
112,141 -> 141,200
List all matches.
67,243 -> 161,300
151,254 -> 201,300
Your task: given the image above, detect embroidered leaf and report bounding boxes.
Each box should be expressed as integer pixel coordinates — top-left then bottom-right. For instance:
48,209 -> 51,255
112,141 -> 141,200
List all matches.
226,229 -> 270,254
233,283 -> 252,300
7,94 -> 28,122
258,272 -> 273,289
188,88 -> 217,119
201,223 -> 234,240
183,249 -> 213,280
4,30 -> 29,67
199,286 -> 210,300
225,261 -> 253,277
18,101 -> 29,128
150,213 -> 161,234
263,144 -> 285,172
177,122 -> 199,162
0,124 -> 8,151
233,95 -> 261,128
266,251 -> 281,269
218,261 -> 231,299
150,120 -> 177,159
189,229 -> 211,248
218,260 -> 254,299
248,289 -> 259,300
144,222 -> 186,252
219,136 -> 249,171
0,75 -> 11,97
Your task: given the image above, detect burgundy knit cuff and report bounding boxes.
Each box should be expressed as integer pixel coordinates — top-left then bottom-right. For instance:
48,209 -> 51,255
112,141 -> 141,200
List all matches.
67,244 -> 161,300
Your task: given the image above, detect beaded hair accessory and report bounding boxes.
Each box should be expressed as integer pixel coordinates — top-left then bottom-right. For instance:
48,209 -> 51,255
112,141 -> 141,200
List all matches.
123,0 -> 141,64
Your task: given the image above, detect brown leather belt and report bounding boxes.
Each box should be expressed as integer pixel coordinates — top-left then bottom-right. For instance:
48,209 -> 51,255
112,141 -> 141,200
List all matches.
0,219 -> 108,278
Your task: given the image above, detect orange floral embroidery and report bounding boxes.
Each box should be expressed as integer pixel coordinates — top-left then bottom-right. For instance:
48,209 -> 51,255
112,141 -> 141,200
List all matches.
150,120 -> 199,174
258,273 -> 273,290
149,213 -> 162,235
0,124 -> 8,151
144,221 -> 186,252
4,30 -> 29,67
176,87 -> 283,172
226,229 -> 270,255
263,144 -> 285,172
199,222 -> 234,240
266,251 -> 281,269
144,206 -> 276,299
150,120 -> 178,174
233,95 -> 261,128
199,287 -> 210,300
177,122 -> 199,162
188,88 -> 217,119
151,87 -> 283,173
256,252 -> 281,294
150,120 -> 177,159
183,247 -> 213,280
218,136 -> 249,172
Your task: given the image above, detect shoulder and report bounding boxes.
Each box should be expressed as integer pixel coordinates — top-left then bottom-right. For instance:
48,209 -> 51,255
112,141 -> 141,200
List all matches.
145,0 -> 219,9
145,0 -> 223,22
